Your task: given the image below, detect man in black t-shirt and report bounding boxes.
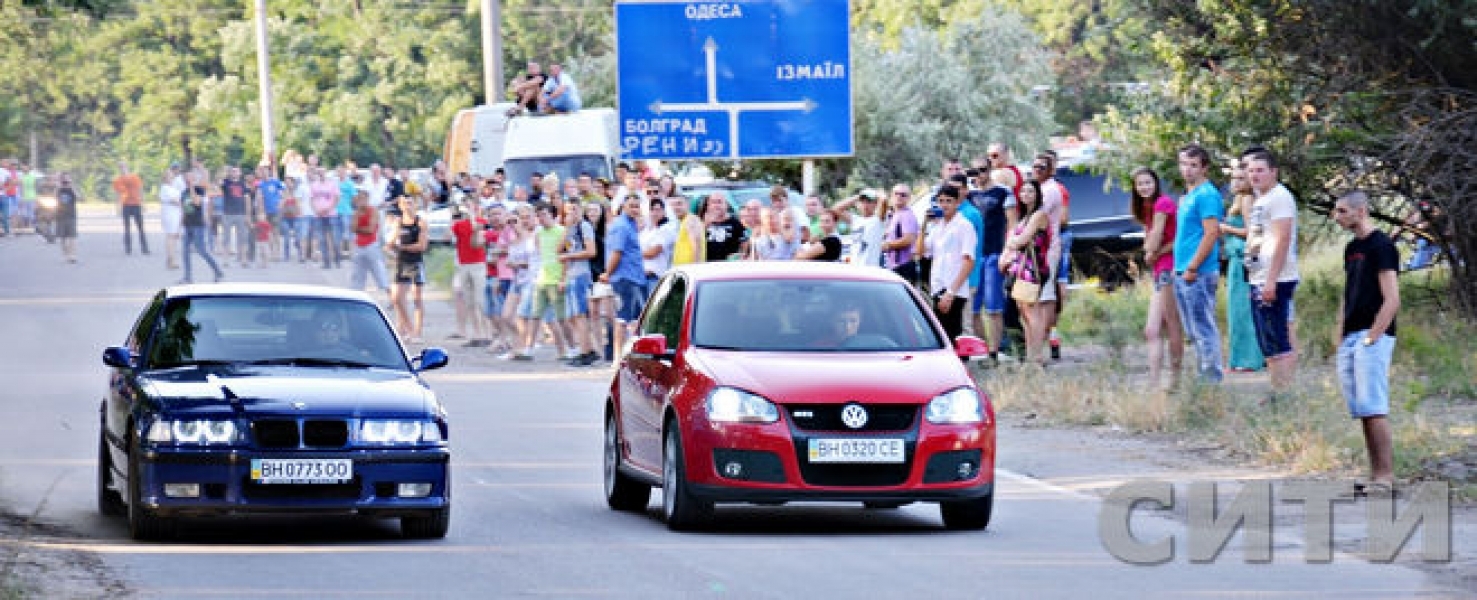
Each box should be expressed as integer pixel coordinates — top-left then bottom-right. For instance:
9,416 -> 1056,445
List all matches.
700,192 -> 746,261
1332,190 -> 1400,494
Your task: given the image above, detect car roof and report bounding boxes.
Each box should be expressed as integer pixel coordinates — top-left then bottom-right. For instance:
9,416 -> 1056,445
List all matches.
671,261 -> 905,284
163,283 -> 377,304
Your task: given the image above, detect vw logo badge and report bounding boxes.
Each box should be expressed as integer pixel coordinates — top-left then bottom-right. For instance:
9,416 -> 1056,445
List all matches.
840,403 -> 869,429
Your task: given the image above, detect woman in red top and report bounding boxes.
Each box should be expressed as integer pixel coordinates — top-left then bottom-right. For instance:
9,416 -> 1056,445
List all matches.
1130,167 -> 1183,388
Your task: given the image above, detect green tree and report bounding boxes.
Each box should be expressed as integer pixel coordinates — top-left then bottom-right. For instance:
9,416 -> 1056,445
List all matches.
1096,0 -> 1477,319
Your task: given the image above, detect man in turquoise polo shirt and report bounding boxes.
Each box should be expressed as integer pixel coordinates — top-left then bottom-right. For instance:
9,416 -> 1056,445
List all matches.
1172,143 -> 1225,383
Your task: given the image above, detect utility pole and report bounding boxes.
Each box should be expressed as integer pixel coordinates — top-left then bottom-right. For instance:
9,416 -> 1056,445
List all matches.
481,0 -> 503,105
253,0 -> 277,173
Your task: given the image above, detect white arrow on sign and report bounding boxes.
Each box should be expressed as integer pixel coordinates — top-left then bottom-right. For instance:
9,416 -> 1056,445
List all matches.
648,37 -> 820,158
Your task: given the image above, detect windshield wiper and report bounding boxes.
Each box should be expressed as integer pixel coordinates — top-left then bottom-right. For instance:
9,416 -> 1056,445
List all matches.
247,357 -> 380,369
153,359 -> 243,369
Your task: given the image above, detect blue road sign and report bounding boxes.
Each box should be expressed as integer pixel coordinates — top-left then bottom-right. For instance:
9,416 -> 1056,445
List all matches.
615,0 -> 853,160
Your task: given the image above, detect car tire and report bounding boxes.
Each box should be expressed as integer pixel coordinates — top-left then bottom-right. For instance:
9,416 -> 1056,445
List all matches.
939,493 -> 993,531
97,431 -> 125,517
401,507 -> 450,539
604,414 -> 651,512
661,424 -> 711,531
127,435 -> 176,541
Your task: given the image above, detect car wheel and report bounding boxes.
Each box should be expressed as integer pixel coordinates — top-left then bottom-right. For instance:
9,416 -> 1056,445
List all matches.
127,435 -> 176,541
661,424 -> 711,531
97,431 -> 125,517
401,507 -> 450,539
939,493 -> 993,531
604,414 -> 651,512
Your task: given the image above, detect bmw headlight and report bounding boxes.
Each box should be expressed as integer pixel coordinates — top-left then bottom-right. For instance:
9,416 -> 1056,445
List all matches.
706,387 -> 779,424
145,419 -> 239,444
925,387 -> 986,424
360,420 -> 443,444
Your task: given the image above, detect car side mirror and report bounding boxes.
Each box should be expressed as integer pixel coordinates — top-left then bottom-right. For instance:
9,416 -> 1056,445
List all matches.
953,335 -> 989,358
103,346 -> 135,369
413,347 -> 449,372
629,334 -> 674,360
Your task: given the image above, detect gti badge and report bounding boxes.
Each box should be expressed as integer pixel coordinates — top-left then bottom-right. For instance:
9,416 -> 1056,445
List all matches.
840,403 -> 868,429
292,402 -> 308,411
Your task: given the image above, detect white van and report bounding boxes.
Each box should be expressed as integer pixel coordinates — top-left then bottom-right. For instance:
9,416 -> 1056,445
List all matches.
444,102 -> 516,178
500,108 -> 621,198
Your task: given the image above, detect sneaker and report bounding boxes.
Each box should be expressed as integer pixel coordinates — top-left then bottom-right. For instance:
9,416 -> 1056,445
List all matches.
562,350 -> 582,361
448,333 -> 466,340
511,353 -> 533,362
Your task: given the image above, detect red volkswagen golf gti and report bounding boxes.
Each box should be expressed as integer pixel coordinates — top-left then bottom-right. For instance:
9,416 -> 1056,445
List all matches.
603,262 -> 995,531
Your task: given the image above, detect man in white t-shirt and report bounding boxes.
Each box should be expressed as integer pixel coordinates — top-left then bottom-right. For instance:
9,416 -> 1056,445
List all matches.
924,184 -> 977,342
1244,148 -> 1300,395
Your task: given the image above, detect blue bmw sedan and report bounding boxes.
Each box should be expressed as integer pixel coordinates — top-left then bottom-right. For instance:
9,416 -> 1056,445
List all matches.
98,284 -> 451,540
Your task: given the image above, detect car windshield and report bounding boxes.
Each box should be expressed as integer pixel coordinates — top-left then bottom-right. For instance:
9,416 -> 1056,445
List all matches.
691,279 -> 943,352
503,155 -> 609,198
146,296 -> 408,370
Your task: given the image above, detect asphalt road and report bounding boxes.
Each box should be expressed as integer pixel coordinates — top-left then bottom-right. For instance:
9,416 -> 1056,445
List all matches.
0,208 -> 1460,598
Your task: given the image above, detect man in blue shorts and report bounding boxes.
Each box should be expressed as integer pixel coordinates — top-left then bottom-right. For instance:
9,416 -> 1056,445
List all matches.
964,173 -> 1013,362
602,196 -> 647,361
1332,190 -> 1399,494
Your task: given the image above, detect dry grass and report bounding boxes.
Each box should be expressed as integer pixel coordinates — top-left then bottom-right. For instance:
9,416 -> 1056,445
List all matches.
979,364 -> 1470,478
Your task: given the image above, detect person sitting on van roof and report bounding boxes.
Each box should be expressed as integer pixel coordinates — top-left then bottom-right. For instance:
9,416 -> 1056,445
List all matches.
507,61 -> 547,117
539,63 -> 582,114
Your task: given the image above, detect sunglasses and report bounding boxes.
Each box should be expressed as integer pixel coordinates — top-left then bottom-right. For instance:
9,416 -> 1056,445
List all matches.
1032,164 -> 1050,170
988,153 -> 1000,159
893,191 -> 911,197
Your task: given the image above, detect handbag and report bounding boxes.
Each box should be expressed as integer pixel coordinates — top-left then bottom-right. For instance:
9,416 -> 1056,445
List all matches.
1008,241 -> 1045,303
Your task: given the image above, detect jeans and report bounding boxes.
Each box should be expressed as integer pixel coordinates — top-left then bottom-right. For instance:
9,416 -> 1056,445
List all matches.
122,204 -> 149,253
280,216 -> 302,261
221,214 -> 250,260
0,195 -> 12,235
350,244 -> 389,291
182,225 -> 221,282
1172,272 -> 1224,383
315,216 -> 339,267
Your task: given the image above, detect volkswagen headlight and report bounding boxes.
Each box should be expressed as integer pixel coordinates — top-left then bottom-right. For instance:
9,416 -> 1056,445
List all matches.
925,387 -> 986,424
360,420 -> 443,444
706,387 -> 779,424
145,419 -> 239,444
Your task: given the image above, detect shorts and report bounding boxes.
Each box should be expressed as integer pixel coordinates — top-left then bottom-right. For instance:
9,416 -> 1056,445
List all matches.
452,263 -> 488,304
484,278 -> 511,317
974,254 -> 1006,315
1250,280 -> 1298,358
564,272 -> 592,318
516,282 -> 536,319
1337,332 -> 1394,418
1057,230 -> 1074,283
529,283 -> 566,321
1152,269 -> 1173,292
613,279 -> 648,323
393,260 -> 426,285
591,281 -> 614,299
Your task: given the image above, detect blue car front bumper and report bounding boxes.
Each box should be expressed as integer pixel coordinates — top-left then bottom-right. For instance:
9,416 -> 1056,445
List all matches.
136,446 -> 450,517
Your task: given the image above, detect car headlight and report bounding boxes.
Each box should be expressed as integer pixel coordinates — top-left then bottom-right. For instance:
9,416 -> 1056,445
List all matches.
705,387 -> 779,424
145,419 -> 239,444
360,419 -> 443,444
925,387 -> 986,424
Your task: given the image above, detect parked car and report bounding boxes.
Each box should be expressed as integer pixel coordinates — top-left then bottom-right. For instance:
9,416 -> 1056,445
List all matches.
603,262 -> 996,531
98,284 -> 451,540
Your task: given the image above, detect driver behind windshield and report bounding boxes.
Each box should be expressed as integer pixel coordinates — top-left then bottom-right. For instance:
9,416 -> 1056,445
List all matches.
811,302 -> 863,348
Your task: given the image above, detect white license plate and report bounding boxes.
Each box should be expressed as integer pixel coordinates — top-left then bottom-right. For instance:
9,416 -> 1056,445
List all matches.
251,459 -> 353,484
807,438 -> 905,464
